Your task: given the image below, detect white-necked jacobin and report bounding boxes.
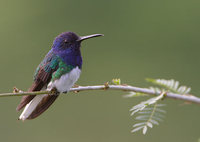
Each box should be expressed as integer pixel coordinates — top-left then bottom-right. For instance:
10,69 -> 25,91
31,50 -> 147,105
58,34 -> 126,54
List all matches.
16,31 -> 103,121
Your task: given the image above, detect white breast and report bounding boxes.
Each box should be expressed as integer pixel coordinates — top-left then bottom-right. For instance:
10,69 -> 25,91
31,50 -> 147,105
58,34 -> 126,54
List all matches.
47,66 -> 81,93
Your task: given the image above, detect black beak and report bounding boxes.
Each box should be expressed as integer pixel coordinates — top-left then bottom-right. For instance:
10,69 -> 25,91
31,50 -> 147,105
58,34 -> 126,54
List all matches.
78,34 -> 104,41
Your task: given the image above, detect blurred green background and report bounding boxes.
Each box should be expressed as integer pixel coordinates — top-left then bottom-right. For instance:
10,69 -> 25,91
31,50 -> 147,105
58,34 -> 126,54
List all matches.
0,0 -> 200,142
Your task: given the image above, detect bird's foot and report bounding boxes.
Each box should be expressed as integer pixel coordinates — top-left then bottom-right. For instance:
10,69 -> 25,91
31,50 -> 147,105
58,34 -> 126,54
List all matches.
50,88 -> 59,95
73,84 -> 80,93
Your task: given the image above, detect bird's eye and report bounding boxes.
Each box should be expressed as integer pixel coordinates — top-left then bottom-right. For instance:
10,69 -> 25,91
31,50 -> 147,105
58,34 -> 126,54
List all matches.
63,39 -> 72,48
64,39 -> 68,43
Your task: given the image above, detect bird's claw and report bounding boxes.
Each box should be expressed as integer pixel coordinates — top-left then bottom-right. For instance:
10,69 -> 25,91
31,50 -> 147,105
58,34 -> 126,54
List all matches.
73,84 -> 80,93
50,88 -> 59,95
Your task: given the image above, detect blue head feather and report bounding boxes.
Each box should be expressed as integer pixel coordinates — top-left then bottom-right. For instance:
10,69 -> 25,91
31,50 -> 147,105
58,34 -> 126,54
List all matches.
52,32 -> 82,68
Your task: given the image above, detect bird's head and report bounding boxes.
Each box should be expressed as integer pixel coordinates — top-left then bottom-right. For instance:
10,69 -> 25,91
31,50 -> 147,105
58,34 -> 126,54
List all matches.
52,32 -> 103,53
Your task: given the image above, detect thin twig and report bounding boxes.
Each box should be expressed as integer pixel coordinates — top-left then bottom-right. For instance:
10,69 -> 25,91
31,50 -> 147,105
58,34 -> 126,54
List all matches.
0,85 -> 200,104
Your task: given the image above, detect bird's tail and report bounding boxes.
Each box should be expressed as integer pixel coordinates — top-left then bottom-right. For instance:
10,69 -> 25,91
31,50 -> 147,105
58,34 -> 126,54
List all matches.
18,94 -> 59,121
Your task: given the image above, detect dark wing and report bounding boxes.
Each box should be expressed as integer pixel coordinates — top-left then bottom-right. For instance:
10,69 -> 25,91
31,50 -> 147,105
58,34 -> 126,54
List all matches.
16,50 -> 59,111
26,94 -> 59,120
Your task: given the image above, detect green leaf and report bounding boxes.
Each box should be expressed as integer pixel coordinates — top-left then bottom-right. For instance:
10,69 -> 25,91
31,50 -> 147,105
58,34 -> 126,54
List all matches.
131,126 -> 144,133
150,119 -> 159,125
124,92 -> 149,98
130,93 -> 166,134
133,122 -> 146,127
147,122 -> 153,128
112,78 -> 121,85
146,78 -> 191,94
143,126 -> 148,134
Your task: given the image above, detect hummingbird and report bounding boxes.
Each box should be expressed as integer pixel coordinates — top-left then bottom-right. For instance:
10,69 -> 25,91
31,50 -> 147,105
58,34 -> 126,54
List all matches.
16,31 -> 103,121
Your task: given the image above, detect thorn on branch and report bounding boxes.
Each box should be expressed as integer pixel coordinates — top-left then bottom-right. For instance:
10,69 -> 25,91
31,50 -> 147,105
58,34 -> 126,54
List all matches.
13,87 -> 23,93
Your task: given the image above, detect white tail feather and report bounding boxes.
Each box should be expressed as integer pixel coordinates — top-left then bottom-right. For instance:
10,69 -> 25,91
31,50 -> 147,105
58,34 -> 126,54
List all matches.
19,94 -> 47,121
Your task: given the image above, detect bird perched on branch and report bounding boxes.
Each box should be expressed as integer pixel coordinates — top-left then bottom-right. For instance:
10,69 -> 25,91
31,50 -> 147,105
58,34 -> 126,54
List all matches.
16,31 -> 103,121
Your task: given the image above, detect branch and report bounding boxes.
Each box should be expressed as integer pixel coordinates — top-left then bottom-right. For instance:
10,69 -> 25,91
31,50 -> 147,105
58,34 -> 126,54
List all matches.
0,85 -> 200,104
